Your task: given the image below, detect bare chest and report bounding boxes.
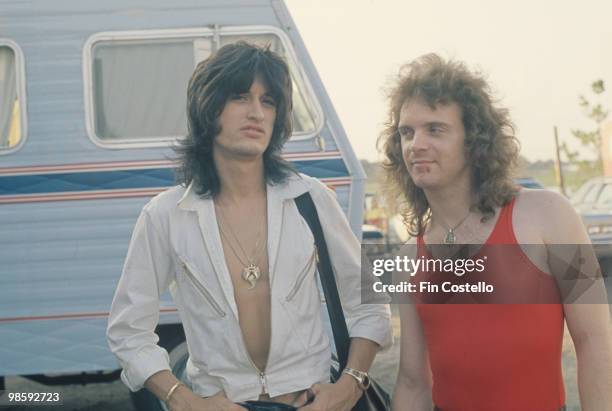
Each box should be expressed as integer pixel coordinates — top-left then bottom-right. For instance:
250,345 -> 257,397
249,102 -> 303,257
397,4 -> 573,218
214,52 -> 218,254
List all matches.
215,203 -> 272,370
423,210 -> 500,246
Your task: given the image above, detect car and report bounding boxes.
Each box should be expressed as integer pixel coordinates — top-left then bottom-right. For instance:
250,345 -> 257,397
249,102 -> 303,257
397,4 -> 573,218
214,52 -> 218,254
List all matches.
514,177 -> 612,261
362,223 -> 412,259
362,224 -> 384,241
570,177 -> 612,210
569,177 -> 612,260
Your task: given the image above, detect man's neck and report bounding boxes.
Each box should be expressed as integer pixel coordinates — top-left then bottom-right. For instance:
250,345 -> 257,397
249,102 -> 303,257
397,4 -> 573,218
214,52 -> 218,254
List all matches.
425,179 -> 475,228
214,153 -> 267,205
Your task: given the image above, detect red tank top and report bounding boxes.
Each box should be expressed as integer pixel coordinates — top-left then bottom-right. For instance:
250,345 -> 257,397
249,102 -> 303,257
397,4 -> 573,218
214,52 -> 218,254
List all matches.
414,197 -> 565,411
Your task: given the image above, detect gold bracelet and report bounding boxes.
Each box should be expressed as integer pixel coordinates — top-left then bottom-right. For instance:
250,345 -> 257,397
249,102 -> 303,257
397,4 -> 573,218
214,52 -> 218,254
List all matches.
165,381 -> 185,403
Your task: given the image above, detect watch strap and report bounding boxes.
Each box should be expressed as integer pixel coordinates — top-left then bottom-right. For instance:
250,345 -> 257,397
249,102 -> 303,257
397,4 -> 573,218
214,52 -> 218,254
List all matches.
342,367 -> 370,390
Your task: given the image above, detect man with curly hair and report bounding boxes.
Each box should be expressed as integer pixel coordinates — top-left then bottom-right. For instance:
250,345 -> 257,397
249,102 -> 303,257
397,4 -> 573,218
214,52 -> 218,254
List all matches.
380,54 -> 612,410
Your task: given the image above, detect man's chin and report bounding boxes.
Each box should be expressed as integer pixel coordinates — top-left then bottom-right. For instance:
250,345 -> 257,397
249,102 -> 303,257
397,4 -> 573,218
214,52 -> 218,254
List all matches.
237,147 -> 268,159
217,144 -> 267,159
412,178 -> 439,191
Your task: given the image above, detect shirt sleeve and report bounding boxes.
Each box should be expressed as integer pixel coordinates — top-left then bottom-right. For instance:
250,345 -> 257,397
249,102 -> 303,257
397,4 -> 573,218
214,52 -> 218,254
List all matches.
106,203 -> 174,391
309,179 -> 393,350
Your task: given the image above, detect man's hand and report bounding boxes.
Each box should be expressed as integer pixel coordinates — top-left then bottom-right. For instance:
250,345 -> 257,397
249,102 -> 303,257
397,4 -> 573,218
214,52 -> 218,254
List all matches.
167,388 -> 247,411
297,374 -> 363,411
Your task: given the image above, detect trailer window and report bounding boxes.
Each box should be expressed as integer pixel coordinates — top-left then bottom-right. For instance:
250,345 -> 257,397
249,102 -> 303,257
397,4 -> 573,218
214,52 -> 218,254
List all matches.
90,38 -> 200,142
0,45 -> 22,150
87,28 -> 321,146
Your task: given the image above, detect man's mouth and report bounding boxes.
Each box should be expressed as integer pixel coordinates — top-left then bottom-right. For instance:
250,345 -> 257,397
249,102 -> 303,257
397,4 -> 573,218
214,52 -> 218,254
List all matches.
241,125 -> 265,135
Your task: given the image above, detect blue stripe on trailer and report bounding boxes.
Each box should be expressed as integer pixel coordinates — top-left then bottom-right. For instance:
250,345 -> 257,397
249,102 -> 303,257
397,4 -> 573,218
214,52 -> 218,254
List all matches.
0,158 -> 349,196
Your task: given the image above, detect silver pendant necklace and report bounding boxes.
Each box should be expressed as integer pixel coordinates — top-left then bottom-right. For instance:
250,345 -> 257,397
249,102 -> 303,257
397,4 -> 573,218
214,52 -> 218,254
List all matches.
241,263 -> 261,289
216,205 -> 267,290
437,210 -> 472,245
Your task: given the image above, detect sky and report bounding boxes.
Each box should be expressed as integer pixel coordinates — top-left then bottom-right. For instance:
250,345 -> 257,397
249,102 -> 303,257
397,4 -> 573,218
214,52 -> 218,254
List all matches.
285,0 -> 612,163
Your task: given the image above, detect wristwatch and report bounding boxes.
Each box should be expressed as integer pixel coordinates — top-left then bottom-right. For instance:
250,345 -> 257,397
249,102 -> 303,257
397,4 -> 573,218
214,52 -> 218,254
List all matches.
342,367 -> 371,390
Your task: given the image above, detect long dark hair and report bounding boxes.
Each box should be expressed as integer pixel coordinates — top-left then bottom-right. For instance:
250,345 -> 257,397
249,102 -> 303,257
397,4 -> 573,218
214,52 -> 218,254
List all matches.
175,41 -> 296,196
378,54 -> 520,236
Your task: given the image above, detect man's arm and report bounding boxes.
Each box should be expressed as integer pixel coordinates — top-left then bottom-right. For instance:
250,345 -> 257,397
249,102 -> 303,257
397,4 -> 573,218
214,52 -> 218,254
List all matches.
565,304 -> 612,410
307,178 -> 393,349
334,336 -> 381,398
298,179 -> 393,411
344,337 -> 380,373
298,338 -> 381,411
145,370 -> 245,411
106,206 -> 174,392
392,302 -> 432,411
537,191 -> 612,410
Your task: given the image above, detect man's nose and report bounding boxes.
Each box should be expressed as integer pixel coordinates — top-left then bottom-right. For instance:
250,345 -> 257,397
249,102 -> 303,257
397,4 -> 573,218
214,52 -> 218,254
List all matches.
247,100 -> 265,121
410,130 -> 428,152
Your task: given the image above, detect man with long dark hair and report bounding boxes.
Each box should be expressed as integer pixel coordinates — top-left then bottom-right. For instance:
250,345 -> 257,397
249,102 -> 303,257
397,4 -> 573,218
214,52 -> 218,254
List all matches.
380,54 -> 612,410
107,42 -> 391,411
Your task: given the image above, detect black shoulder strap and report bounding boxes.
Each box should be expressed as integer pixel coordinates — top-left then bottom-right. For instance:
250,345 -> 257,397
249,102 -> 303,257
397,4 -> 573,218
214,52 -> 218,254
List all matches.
295,192 -> 350,370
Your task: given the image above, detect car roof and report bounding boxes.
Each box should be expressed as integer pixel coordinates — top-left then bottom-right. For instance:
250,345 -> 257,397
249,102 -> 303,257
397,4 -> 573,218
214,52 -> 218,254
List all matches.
586,176 -> 612,183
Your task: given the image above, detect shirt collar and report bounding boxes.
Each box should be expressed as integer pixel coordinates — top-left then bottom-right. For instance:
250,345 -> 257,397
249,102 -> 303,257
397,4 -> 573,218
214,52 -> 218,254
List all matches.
176,172 -> 311,210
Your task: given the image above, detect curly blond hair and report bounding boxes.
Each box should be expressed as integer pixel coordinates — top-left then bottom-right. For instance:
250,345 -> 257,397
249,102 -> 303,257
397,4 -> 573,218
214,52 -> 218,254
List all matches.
378,54 -> 520,236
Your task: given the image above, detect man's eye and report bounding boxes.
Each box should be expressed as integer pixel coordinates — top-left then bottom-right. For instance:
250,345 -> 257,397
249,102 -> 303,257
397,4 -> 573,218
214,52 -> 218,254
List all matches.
429,126 -> 443,134
263,98 -> 277,107
398,127 -> 413,139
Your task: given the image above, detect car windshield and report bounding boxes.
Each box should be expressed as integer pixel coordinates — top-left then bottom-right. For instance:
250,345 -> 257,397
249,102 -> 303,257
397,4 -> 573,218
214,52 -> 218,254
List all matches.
570,181 -> 595,205
596,184 -> 612,206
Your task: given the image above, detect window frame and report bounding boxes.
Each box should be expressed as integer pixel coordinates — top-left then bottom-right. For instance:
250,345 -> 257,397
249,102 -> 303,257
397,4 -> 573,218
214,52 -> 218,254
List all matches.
0,39 -> 28,155
82,26 -> 324,149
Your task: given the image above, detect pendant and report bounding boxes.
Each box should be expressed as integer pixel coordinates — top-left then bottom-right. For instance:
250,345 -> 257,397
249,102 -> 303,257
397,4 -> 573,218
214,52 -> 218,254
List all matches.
444,229 -> 456,245
242,264 -> 261,290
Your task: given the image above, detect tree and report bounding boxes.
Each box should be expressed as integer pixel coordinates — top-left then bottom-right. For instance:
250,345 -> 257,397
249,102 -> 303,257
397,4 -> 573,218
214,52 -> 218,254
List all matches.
561,79 -> 609,187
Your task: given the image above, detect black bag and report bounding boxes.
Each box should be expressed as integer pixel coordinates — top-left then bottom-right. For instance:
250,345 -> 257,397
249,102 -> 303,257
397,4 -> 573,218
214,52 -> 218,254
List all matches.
295,192 -> 391,411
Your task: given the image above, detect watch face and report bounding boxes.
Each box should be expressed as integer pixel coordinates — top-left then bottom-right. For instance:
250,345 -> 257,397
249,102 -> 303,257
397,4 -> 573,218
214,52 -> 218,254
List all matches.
362,374 -> 371,390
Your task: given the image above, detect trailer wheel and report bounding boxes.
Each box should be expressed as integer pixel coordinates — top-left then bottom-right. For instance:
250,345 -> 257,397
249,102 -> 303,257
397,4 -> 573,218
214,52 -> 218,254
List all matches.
130,330 -> 189,411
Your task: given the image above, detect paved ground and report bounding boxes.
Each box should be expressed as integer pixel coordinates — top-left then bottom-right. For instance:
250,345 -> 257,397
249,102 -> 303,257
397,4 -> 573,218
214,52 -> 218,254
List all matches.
1,377 -> 134,411
3,306 -> 586,411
